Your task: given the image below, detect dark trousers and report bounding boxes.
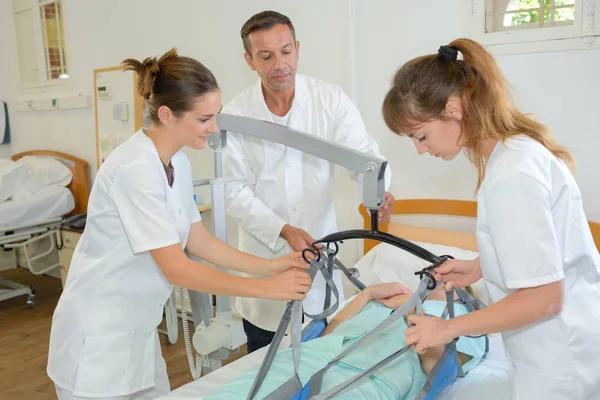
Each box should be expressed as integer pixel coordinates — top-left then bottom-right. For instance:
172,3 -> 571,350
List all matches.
243,318 -> 275,354
243,314 -> 305,354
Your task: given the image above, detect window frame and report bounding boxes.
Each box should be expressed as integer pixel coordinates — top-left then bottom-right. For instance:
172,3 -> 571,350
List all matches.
463,0 -> 600,55
12,0 -> 72,90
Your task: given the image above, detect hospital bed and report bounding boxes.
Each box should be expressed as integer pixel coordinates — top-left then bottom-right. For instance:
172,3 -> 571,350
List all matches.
159,115 -> 600,398
159,198 -> 547,400
0,150 -> 89,307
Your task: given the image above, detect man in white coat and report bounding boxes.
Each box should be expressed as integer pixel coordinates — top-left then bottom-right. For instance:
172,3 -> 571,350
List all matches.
222,10 -> 394,353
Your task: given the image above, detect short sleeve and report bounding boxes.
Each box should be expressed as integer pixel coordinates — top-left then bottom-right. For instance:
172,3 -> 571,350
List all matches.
483,173 -> 564,289
110,162 -> 180,254
172,150 -> 201,224
190,195 -> 201,224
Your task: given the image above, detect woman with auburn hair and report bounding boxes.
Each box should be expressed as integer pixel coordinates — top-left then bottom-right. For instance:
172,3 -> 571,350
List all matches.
382,38 -> 600,399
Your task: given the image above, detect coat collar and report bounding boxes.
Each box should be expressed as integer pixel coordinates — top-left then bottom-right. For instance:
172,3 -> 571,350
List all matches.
249,74 -> 310,152
250,74 -> 309,122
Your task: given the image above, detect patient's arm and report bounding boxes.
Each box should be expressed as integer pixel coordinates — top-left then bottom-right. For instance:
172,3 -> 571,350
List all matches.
323,283 -> 442,336
321,289 -> 371,336
375,283 -> 446,309
321,283 -> 412,336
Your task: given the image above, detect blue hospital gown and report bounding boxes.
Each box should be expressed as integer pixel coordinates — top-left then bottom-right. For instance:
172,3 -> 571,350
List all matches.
206,300 -> 486,400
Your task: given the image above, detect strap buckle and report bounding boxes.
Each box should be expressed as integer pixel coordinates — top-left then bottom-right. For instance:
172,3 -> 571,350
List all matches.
414,255 -> 454,290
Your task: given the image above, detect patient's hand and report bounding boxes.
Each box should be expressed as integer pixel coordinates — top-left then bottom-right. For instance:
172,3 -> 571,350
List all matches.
376,285 -> 448,310
374,294 -> 408,309
367,282 -> 412,309
322,282 -> 411,337
367,282 -> 412,300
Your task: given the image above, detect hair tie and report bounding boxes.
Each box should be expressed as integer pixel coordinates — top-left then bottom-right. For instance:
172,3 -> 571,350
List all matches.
143,58 -> 160,75
141,58 -> 160,99
438,45 -> 458,61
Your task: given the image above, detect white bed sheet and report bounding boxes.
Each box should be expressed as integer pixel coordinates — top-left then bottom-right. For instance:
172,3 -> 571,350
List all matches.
159,242 -> 513,400
0,185 -> 74,230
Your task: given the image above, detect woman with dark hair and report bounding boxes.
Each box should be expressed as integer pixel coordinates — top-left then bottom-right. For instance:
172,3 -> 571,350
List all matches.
48,48 -> 311,400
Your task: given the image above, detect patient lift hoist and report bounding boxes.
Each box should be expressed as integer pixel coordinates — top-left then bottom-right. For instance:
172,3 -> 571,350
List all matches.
165,114 -> 488,398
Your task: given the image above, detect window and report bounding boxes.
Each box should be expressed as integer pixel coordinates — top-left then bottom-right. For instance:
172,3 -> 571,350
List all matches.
12,0 -> 69,88
488,0 -> 575,32
464,0 -> 600,54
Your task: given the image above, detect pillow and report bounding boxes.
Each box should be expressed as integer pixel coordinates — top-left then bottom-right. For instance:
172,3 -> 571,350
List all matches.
0,160 -> 28,203
12,155 -> 73,200
355,241 -> 491,306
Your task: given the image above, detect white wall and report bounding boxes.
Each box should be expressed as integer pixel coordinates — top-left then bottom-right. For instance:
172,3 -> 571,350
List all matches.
1,0 -> 352,165
1,0 -> 598,267
354,0 -> 600,227
353,0 -> 479,205
0,1 -> 15,159
0,0 -> 357,260
497,50 -> 600,221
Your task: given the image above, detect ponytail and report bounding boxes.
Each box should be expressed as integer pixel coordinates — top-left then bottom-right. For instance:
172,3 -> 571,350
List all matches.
383,38 -> 574,190
122,48 -> 219,126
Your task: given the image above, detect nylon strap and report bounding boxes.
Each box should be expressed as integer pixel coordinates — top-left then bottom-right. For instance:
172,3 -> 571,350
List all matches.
311,342 -> 414,400
247,256 -> 341,399
313,285 -> 460,399
306,277 -> 432,398
246,301 -> 294,400
334,258 -> 366,291
414,339 -> 461,400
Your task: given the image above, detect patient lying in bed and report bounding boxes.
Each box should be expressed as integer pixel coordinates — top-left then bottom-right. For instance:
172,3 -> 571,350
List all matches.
206,283 -> 487,399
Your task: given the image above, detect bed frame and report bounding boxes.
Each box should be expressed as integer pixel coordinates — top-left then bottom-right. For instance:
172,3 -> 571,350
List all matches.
359,199 -> 600,254
11,150 -> 89,215
1,150 -> 90,307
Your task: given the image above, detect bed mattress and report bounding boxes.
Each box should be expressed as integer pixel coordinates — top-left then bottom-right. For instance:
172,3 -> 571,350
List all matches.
0,185 -> 74,231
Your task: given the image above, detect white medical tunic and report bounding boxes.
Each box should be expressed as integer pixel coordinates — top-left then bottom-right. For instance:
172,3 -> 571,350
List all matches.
476,136 -> 600,399
222,74 -> 391,331
47,130 -> 201,397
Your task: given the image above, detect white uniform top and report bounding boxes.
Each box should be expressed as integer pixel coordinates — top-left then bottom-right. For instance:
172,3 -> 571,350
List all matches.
476,136 -> 600,399
222,74 -> 391,331
47,130 -> 201,397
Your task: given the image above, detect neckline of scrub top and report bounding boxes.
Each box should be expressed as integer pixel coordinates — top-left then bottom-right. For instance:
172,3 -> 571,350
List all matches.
140,128 -> 177,189
162,162 -> 174,187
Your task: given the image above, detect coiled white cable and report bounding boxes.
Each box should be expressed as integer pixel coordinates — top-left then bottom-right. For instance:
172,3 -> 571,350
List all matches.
180,286 -> 202,380
165,290 -> 178,344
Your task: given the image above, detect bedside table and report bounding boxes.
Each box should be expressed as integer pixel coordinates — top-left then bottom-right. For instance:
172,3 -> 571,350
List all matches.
56,227 -> 83,288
